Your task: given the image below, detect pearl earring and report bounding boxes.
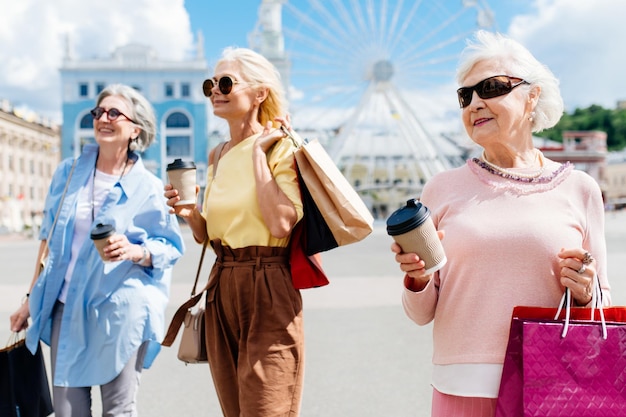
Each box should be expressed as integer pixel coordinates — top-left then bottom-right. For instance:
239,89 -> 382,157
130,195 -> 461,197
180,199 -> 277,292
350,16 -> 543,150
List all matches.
528,111 -> 536,122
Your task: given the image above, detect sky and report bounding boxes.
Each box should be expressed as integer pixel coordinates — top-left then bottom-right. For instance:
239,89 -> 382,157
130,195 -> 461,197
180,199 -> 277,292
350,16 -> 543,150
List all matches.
1,0 -> 625,136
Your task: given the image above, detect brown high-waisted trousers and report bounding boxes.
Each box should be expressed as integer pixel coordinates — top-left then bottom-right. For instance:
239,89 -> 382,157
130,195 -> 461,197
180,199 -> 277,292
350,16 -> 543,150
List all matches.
205,240 -> 305,417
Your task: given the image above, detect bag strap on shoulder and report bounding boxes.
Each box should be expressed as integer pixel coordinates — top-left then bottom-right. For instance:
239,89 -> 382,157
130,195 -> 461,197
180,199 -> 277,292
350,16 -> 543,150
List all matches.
162,142 -> 227,347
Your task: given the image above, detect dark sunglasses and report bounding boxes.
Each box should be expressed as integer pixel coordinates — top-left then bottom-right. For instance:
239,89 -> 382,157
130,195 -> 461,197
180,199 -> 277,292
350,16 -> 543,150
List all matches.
90,107 -> 135,123
202,76 -> 240,97
457,75 -> 529,108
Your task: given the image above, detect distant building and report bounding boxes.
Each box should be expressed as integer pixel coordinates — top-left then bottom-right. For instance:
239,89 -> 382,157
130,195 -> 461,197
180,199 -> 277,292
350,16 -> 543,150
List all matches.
59,42 -> 211,188
0,100 -> 60,232
538,130 -> 608,188
605,150 -> 626,209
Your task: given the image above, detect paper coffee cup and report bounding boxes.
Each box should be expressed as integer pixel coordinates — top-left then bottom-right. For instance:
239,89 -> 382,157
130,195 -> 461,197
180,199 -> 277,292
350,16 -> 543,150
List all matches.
386,199 -> 447,275
90,223 -> 115,261
166,159 -> 197,206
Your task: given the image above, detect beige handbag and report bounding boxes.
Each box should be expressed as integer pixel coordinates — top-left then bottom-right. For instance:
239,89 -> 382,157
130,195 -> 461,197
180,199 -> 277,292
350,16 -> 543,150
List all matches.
175,240 -> 208,364
163,240 -> 209,364
177,308 -> 206,363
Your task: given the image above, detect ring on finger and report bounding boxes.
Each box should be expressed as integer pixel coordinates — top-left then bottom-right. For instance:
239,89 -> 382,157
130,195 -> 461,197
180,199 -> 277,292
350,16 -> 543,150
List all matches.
582,252 -> 593,265
577,264 -> 587,274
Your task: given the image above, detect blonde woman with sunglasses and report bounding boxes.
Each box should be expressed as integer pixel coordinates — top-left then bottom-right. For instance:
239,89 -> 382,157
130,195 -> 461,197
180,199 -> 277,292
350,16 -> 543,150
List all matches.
10,84 -> 185,417
165,47 -> 304,417
391,30 -> 610,417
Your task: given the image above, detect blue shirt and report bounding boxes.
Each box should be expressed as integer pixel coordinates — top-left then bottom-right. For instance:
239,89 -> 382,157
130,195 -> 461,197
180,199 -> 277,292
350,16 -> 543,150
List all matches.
27,144 -> 185,387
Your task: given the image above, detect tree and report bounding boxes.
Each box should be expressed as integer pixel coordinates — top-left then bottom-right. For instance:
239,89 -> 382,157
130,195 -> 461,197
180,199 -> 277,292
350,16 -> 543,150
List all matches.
537,105 -> 626,150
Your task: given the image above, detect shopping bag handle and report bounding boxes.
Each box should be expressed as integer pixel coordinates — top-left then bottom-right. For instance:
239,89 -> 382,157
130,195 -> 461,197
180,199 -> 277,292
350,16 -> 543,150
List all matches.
554,273 -> 606,339
3,331 -> 25,350
281,125 -> 306,148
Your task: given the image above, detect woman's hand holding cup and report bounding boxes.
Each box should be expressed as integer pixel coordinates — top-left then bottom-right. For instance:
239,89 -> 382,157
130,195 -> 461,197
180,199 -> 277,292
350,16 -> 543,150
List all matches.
164,183 -> 199,217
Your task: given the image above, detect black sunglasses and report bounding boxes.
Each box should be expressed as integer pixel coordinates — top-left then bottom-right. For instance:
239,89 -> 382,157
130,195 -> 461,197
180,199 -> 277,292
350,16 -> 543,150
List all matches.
202,76 -> 240,97
457,75 -> 529,108
90,107 -> 135,123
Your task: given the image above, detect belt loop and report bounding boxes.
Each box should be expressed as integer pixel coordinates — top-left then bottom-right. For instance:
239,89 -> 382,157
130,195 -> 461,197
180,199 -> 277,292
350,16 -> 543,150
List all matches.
255,256 -> 261,271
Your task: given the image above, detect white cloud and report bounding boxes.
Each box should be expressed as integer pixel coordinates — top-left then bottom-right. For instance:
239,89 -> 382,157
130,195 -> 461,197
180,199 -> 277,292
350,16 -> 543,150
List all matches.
508,0 -> 626,110
0,0 -> 194,122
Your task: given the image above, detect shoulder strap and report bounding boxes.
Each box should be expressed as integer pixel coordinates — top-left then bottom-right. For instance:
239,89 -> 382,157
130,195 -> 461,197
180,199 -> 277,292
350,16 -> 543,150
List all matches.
46,159 -> 77,243
212,141 -> 227,177
190,140 -> 226,295
40,159 -> 77,269
162,142 -> 228,348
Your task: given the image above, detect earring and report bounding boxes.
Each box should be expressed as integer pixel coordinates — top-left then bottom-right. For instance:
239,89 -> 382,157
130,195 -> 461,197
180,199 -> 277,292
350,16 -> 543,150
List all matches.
128,137 -> 139,151
528,111 -> 536,122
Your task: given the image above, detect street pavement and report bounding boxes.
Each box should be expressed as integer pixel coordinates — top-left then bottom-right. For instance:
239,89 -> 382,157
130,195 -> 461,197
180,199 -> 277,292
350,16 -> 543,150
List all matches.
1,210 -> 625,416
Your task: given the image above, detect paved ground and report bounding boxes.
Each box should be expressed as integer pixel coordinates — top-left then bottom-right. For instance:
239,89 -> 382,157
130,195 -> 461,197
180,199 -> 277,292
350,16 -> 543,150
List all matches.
1,210 -> 625,416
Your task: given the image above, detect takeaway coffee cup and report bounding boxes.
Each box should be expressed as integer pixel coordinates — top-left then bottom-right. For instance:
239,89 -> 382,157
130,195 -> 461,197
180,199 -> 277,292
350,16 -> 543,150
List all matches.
90,223 -> 115,261
386,199 -> 447,275
166,159 -> 197,206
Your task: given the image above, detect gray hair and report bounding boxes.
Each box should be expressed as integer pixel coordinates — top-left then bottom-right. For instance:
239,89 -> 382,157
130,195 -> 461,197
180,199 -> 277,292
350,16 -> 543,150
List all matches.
96,84 -> 156,151
216,47 -> 287,127
456,30 -> 564,132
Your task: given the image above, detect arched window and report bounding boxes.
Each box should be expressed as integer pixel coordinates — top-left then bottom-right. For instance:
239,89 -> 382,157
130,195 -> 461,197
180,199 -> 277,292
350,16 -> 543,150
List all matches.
80,113 -> 93,129
166,112 -> 190,128
165,111 -> 192,161
77,111 -> 95,155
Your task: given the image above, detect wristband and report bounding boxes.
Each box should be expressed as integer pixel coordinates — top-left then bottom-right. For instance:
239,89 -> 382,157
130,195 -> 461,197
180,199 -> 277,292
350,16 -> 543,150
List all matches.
135,245 -> 149,265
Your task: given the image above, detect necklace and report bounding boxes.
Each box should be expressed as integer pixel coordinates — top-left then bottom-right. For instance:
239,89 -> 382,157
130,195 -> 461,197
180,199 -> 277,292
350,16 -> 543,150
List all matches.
91,156 -> 129,220
480,150 -> 545,179
472,156 -> 570,184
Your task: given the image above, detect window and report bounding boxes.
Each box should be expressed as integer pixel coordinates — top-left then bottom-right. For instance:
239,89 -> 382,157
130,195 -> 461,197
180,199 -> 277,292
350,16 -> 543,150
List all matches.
166,136 -> 191,157
164,111 -> 192,164
79,83 -> 89,97
77,111 -> 95,153
96,83 -> 105,94
165,83 -> 174,98
181,83 -> 190,97
166,112 -> 190,128
80,113 -> 93,129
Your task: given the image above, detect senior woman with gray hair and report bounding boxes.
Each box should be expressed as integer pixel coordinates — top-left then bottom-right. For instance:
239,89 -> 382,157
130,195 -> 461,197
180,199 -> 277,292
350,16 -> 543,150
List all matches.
10,83 -> 184,416
391,31 -> 610,416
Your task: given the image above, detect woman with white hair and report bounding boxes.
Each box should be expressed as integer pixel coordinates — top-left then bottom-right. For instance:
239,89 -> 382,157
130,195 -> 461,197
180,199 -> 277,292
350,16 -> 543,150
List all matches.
165,47 -> 305,416
391,31 -> 610,416
11,83 -> 185,416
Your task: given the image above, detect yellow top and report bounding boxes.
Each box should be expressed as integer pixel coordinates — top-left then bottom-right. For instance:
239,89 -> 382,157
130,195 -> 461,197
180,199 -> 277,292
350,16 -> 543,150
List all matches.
202,133 -> 303,248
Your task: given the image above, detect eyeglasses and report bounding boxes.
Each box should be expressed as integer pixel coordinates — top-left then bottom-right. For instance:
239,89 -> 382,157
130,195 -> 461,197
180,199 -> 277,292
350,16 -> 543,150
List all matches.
457,75 -> 529,108
90,107 -> 135,123
202,76 -> 240,97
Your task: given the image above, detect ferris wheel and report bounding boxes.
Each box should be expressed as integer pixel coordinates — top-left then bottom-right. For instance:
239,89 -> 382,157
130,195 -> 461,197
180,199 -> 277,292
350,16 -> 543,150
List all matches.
251,0 -> 496,214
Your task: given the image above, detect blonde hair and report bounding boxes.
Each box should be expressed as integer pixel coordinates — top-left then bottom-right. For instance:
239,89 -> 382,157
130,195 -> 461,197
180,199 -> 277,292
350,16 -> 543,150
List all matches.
96,84 -> 156,151
457,30 -> 564,133
217,47 -> 287,126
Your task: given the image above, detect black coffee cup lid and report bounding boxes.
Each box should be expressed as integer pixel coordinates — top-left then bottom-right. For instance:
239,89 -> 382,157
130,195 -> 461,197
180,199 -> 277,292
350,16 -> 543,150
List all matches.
166,159 -> 196,170
90,223 -> 115,240
386,199 -> 430,236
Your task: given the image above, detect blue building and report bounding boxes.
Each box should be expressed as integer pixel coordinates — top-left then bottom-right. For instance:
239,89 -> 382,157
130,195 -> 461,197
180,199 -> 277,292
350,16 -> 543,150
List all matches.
59,43 -> 210,186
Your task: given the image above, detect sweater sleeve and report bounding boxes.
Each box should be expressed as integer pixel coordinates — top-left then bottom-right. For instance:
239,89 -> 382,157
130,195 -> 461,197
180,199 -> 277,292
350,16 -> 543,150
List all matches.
580,171 -> 611,305
402,275 -> 439,325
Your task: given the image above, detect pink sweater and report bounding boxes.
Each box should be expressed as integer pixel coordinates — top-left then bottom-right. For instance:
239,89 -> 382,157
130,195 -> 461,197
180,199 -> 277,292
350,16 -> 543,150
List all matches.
402,159 -> 610,366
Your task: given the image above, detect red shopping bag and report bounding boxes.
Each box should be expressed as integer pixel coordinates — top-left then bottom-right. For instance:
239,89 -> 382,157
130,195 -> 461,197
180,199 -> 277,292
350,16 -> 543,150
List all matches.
496,302 -> 626,417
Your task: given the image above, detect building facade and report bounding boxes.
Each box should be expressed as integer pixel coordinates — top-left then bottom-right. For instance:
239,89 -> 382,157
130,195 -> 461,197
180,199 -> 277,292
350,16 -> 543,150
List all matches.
60,43 -> 210,187
0,101 -> 61,232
